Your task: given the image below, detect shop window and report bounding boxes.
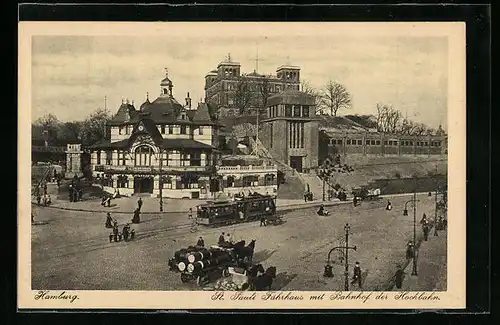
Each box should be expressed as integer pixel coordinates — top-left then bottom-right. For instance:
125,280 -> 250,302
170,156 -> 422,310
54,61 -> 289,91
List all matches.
96,152 -> 101,165
161,125 -> 165,134
168,125 -> 174,134
264,174 -> 275,186
366,140 -> 370,146
180,153 -> 190,166
199,126 -> 204,135
285,105 -> 292,117
347,139 -> 351,145
180,125 -> 187,135
357,140 -> 362,145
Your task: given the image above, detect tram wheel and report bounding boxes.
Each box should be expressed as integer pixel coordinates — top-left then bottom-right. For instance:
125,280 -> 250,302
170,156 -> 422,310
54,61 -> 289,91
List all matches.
222,268 -> 229,277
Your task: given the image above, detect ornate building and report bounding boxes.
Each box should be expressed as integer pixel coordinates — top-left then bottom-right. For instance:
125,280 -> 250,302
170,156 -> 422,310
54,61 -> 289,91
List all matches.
89,71 -> 221,199
204,55 -> 301,117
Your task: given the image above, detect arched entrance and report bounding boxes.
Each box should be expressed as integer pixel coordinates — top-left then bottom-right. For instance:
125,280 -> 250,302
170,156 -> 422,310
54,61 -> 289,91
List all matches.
134,176 -> 154,194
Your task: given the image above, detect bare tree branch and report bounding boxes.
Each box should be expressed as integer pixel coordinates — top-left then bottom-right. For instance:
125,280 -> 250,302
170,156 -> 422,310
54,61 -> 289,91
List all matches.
320,80 -> 352,116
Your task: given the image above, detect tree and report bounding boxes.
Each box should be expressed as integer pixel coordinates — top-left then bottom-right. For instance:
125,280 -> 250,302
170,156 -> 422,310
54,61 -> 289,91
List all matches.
319,80 -> 352,116
232,78 -> 254,115
32,113 -> 62,145
259,77 -> 271,115
58,121 -> 83,144
376,103 -> 402,133
80,108 -> 111,146
301,80 -> 322,114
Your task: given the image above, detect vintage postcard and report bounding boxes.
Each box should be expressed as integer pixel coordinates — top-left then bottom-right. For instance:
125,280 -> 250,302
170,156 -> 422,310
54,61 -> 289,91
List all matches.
18,21 -> 466,310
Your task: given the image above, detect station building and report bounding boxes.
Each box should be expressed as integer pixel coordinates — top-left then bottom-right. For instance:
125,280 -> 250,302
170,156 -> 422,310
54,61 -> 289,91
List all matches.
89,72 -> 221,199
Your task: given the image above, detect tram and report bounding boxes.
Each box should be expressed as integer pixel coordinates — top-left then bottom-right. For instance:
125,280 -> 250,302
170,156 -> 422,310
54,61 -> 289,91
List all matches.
195,193 -> 279,227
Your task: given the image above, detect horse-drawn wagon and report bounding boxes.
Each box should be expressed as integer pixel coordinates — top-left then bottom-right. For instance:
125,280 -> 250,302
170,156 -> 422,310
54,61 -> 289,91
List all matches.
352,187 -> 381,201
168,240 -> 258,287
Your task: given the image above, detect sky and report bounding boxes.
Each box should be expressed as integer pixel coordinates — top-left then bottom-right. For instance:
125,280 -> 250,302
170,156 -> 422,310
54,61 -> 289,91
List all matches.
31,23 -> 449,129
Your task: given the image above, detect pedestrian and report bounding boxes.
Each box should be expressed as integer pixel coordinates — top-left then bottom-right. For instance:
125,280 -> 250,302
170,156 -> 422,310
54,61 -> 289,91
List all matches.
353,196 -> 358,207
386,200 -> 392,211
197,236 -> 205,247
36,193 -> 41,205
351,261 -> 362,288
105,212 -> 113,228
132,208 -> 141,224
238,209 -> 245,221
304,191 -> 308,203
56,177 -> 61,188
406,241 -> 414,259
137,197 -> 143,211
395,264 -> 405,289
260,215 -> 267,227
43,183 -> 47,195
46,195 -> 52,205
188,208 -> 193,219
42,194 -> 48,206
218,232 -> 225,246
78,189 -> 83,201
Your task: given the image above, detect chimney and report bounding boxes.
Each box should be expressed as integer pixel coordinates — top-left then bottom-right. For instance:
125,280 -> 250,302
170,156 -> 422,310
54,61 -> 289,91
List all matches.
185,92 -> 192,109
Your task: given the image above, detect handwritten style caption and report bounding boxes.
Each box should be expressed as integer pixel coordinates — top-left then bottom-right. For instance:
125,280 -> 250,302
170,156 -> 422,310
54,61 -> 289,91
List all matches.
212,291 -> 441,303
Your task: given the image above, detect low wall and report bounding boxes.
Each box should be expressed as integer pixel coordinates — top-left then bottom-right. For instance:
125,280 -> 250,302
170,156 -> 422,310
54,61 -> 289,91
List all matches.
369,175 -> 447,195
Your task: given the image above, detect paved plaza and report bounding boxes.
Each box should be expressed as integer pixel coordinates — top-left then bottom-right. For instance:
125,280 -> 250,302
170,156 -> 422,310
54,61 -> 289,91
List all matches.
31,193 -> 446,291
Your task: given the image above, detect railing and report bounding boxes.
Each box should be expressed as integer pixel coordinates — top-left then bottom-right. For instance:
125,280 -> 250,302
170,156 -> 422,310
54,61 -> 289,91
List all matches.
94,165 -> 212,173
217,165 -> 278,172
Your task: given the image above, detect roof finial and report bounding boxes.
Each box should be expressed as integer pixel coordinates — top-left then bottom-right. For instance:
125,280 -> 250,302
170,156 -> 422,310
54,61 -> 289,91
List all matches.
165,67 -> 169,78
227,53 -> 231,62
121,98 -> 124,104
146,92 -> 149,101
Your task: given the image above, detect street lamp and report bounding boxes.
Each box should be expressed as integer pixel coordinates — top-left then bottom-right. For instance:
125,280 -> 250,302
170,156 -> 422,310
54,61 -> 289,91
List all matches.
158,149 -> 163,212
323,223 -> 357,291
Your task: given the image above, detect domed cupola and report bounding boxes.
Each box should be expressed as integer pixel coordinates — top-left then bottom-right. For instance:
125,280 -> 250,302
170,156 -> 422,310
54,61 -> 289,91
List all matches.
160,68 -> 173,97
140,92 -> 151,111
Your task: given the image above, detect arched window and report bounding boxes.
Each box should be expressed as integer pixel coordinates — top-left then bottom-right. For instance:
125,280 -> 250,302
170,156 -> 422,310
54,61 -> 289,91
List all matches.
135,146 -> 153,166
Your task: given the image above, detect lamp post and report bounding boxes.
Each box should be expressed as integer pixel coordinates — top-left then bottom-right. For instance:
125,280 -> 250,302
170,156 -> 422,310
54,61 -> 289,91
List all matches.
159,149 -> 163,212
434,164 -> 439,236
323,225 -> 357,291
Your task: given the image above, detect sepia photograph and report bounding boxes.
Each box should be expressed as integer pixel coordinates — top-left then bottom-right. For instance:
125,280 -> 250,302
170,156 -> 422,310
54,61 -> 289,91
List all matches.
18,21 -> 466,309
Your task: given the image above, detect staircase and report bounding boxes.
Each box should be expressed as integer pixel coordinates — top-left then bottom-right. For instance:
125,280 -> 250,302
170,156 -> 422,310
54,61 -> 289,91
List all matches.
298,172 -> 324,201
249,137 -> 307,200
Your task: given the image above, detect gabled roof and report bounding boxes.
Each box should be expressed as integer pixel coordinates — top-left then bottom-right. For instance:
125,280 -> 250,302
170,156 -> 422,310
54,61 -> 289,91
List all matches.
192,103 -> 217,125
131,118 -> 164,145
108,103 -> 138,126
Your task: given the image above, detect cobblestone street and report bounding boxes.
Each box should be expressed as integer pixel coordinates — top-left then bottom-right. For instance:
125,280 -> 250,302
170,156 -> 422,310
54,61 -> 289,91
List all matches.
31,193 -> 445,291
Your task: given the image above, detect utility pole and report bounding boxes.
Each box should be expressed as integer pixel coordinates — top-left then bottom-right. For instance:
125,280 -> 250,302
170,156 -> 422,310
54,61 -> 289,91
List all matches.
411,177 -> 418,276
344,223 -> 351,291
322,176 -> 326,201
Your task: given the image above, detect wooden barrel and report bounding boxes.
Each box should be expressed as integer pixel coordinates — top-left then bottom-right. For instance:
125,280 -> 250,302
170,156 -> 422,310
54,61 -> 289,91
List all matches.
174,249 -> 188,261
187,260 -> 208,273
187,249 -> 212,263
178,261 -> 187,272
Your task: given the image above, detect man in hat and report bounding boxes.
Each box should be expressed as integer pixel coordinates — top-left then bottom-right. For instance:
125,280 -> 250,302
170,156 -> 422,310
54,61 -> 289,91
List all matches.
395,264 -> 405,289
351,261 -> 362,288
353,195 -> 358,207
386,200 -> 392,211
406,241 -> 415,259
197,237 -> 205,247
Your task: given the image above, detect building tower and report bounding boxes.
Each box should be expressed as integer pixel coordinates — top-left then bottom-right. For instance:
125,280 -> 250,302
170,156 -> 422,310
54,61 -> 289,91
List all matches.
160,68 -> 173,97
260,90 -> 319,173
